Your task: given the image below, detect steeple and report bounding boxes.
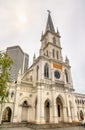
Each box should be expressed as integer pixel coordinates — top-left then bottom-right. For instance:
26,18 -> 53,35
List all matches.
45,10 -> 55,33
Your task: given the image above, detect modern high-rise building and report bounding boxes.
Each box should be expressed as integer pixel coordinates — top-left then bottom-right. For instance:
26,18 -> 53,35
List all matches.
0,12 -> 85,125
7,45 -> 29,82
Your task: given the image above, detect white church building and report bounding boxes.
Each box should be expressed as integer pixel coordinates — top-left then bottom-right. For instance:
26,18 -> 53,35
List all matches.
0,12 -> 85,124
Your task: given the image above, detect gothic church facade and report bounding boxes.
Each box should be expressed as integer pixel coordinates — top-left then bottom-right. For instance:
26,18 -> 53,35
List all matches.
0,12 -> 85,124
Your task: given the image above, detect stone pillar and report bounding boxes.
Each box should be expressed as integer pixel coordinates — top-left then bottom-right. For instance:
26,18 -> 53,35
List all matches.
65,91 -> 72,122
40,86 -> 45,123
52,87 -> 58,123
53,102 -> 58,123
49,103 -> 53,123
36,86 -> 41,123
72,99 -> 79,122
63,106 -> 68,122
18,106 -> 22,122
32,107 -> 36,122
66,97 -> 72,122
40,103 -> 45,123
13,86 -> 20,122
36,88 -> 40,123
51,69 -> 54,82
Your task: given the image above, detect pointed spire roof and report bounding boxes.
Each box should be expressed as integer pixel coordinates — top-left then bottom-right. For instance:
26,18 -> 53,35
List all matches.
45,10 -> 55,33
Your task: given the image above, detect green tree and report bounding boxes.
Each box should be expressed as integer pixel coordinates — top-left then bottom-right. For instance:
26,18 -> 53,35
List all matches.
0,52 -> 13,103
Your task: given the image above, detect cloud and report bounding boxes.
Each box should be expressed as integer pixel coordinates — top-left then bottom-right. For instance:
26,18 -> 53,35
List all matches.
0,0 -> 85,93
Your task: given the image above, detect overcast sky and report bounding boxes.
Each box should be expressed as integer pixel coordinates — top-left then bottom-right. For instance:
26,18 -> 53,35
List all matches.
0,0 -> 85,94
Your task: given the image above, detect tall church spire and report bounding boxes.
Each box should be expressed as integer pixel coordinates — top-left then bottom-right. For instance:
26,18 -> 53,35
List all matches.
45,10 -> 55,33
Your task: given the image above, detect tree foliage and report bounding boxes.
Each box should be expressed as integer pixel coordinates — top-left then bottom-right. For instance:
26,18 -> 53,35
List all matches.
0,52 -> 13,102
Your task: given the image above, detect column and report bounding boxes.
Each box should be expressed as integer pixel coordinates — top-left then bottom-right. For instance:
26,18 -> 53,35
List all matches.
67,99 -> 72,122
51,69 -> 55,82
40,103 -> 45,123
36,86 -> 41,123
72,99 -> 79,122
65,92 -> 72,122
40,86 -> 45,123
63,106 -> 68,122
53,102 -> 58,123
13,86 -> 20,122
52,87 -> 58,123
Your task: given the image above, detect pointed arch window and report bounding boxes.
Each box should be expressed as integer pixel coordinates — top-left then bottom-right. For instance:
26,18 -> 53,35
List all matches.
65,69 -> 69,83
44,63 -> 49,78
53,37 -> 56,45
46,50 -> 48,56
36,65 -> 39,80
56,50 -> 59,59
52,49 -> 55,58
58,104 -> 60,117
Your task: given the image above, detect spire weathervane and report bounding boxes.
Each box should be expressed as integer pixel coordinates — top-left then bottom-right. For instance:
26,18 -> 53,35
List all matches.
47,10 -> 51,14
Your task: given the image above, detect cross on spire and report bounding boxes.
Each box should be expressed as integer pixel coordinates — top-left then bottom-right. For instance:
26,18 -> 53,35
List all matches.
47,10 -> 51,14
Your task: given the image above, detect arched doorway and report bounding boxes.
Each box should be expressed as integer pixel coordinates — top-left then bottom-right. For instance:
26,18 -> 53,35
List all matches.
56,97 -> 63,122
2,107 -> 12,122
44,100 -> 50,123
80,110 -> 84,120
21,100 -> 28,122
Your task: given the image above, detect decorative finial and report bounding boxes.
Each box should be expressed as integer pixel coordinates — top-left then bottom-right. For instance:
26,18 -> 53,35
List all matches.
65,56 -> 69,64
57,27 -> 60,36
57,27 -> 59,33
47,10 -> 51,14
33,53 -> 36,63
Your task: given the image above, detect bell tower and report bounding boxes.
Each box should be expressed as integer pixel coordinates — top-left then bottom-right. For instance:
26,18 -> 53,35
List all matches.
39,11 -> 73,89
40,10 -> 63,61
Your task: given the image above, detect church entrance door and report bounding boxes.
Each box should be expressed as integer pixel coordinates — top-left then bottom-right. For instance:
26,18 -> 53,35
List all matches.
2,107 -> 12,122
21,101 -> 28,122
56,97 -> 63,122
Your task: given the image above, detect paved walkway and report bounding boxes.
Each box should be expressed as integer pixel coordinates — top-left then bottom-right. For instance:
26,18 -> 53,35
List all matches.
0,127 -> 33,130
0,126 -> 85,130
